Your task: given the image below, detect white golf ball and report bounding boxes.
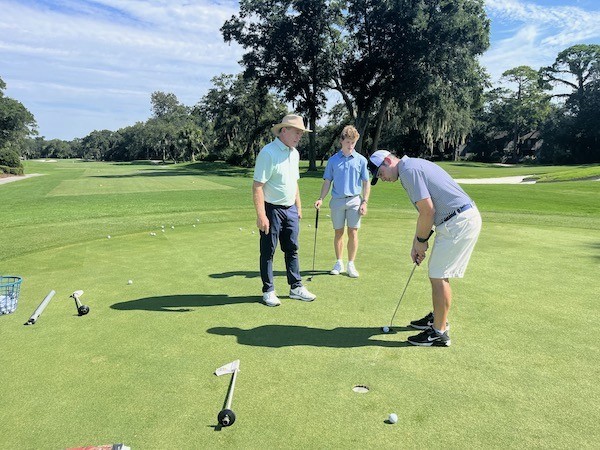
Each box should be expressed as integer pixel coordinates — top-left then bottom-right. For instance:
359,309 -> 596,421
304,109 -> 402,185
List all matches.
388,413 -> 398,424
161,229 -> 165,232
107,235 -> 111,239
382,326 -> 390,333
161,225 -> 165,228
171,226 -> 175,229
239,228 -> 242,231
128,280 -> 133,285
193,224 -> 196,227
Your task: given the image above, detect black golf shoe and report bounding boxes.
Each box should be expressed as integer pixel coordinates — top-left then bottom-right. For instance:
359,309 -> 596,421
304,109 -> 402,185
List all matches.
409,312 -> 434,329
409,312 -> 449,330
407,328 -> 451,347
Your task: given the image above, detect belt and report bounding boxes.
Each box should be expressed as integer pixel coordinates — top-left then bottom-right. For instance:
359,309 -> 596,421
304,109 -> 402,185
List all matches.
265,202 -> 293,209
442,203 -> 473,223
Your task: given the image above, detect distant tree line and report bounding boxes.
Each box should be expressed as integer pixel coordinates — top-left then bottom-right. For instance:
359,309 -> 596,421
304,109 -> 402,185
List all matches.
1,1 -> 599,172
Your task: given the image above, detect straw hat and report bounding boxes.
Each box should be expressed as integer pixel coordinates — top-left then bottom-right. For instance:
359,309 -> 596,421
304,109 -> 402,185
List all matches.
271,114 -> 312,134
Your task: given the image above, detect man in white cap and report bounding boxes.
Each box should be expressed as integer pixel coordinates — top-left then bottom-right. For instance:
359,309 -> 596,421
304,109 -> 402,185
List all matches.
368,151 -> 482,346
253,114 -> 317,306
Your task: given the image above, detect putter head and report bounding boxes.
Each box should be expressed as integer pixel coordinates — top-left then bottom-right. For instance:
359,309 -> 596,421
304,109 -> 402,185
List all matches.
71,290 -> 84,299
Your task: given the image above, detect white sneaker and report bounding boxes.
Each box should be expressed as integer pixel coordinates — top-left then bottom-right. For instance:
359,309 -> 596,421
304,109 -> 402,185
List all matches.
330,261 -> 344,275
347,262 -> 359,278
262,291 -> 281,307
289,286 -> 316,302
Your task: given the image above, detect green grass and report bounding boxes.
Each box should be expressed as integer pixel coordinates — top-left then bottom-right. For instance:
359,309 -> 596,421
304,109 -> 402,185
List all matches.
1,159 -> 599,449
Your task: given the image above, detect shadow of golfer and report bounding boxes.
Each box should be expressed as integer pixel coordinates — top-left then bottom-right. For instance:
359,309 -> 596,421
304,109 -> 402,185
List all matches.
207,325 -> 414,348
110,294 -> 258,312
209,270 -> 284,279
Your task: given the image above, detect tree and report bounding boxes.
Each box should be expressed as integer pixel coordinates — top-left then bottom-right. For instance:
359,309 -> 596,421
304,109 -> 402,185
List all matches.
222,0 -> 338,170
541,44 -> 600,108
0,76 -> 37,154
333,0 -> 489,155
195,73 -> 287,167
487,66 -> 552,161
151,91 -> 187,119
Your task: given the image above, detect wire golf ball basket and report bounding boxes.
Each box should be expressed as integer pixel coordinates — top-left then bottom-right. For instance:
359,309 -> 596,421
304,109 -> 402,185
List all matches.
0,276 -> 22,315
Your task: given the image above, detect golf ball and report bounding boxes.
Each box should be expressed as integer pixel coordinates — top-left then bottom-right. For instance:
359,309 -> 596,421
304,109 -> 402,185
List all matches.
382,326 -> 390,333
107,235 -> 111,239
388,413 -> 398,424
128,280 -> 133,285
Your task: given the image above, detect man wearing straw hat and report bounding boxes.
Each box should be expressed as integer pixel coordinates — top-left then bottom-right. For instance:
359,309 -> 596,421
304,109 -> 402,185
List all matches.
253,114 -> 317,307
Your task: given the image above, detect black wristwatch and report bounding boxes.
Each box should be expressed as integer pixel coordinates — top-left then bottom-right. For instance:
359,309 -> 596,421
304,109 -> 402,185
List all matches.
416,229 -> 434,243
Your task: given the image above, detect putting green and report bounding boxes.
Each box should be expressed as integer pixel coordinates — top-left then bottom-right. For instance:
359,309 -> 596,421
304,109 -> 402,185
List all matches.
0,159 -> 598,448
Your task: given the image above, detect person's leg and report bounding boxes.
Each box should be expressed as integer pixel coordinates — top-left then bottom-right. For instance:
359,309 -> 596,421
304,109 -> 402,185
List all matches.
430,278 -> 451,332
347,227 -> 358,261
334,228 -> 344,260
260,205 -> 281,293
280,206 -> 302,289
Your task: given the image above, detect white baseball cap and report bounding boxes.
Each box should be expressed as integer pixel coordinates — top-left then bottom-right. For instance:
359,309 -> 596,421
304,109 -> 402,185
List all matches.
367,150 -> 391,185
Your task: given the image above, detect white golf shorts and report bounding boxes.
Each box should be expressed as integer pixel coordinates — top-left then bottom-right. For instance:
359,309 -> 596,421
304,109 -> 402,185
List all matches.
329,196 -> 362,230
428,206 -> 482,279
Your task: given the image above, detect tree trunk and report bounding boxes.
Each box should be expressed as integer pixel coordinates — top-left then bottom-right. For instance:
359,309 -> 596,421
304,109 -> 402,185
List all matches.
371,97 -> 391,154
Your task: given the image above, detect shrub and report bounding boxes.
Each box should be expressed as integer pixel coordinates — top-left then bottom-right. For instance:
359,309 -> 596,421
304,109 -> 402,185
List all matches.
0,148 -> 23,169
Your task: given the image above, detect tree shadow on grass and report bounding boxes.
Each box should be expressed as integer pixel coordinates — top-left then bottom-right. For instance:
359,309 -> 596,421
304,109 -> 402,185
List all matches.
589,242 -> 600,261
110,294 -> 258,312
207,325 -> 414,348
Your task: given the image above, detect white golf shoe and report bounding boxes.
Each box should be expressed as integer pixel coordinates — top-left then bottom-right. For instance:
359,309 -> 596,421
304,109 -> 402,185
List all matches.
289,286 -> 316,302
330,261 -> 344,275
262,291 -> 281,307
347,261 -> 359,278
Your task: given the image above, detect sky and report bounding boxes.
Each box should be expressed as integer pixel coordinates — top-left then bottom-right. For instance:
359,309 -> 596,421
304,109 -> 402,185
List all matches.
1,0 -> 599,141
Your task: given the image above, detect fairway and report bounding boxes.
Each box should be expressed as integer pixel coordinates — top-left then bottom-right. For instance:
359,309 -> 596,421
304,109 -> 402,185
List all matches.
1,160 -> 599,449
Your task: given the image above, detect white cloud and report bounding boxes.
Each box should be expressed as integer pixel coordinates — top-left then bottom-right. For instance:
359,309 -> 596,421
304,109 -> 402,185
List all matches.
0,0 -> 244,139
483,0 -> 600,82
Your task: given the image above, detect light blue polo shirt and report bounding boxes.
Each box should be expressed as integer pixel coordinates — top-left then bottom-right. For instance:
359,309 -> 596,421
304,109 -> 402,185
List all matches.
397,156 -> 473,226
253,138 -> 300,206
323,150 -> 369,198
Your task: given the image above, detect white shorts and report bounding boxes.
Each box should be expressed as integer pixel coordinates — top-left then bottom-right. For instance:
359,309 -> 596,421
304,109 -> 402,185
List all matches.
428,206 -> 482,279
329,196 -> 362,230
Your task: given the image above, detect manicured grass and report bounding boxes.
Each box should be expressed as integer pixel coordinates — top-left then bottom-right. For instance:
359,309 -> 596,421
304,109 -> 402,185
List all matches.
1,159 -> 598,449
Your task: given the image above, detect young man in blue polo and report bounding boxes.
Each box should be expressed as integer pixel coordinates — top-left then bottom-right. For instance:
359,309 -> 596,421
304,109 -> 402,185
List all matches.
368,150 -> 482,346
253,114 -> 317,307
314,125 -> 370,278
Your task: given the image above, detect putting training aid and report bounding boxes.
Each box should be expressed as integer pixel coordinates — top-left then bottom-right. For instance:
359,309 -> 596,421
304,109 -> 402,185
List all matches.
307,208 -> 319,282
70,290 -> 90,316
24,290 -> 56,325
384,263 -> 418,331
215,359 -> 240,427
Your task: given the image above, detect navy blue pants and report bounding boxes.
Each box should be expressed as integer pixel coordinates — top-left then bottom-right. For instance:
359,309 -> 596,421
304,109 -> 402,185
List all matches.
260,203 -> 302,293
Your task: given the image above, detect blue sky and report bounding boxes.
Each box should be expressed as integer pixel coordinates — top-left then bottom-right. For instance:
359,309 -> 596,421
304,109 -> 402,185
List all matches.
1,0 -> 599,141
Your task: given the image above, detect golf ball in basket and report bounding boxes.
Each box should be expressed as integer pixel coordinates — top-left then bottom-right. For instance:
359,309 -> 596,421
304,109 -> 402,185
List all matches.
388,413 -> 398,424
382,326 -> 390,333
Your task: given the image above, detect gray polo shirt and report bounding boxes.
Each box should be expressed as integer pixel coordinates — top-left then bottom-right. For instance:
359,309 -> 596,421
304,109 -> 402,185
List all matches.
397,156 -> 472,226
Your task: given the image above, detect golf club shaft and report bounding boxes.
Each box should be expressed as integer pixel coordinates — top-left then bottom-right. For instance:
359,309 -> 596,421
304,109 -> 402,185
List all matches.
310,208 -> 319,273
389,263 -> 418,327
25,290 -> 56,325
225,369 -> 238,410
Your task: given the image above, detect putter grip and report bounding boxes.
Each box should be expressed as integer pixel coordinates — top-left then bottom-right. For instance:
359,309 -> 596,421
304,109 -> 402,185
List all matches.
315,209 -> 319,229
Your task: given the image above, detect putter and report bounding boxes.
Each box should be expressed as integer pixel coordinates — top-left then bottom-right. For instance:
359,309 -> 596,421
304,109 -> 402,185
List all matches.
306,208 -> 319,282
215,360 -> 240,427
382,263 -> 418,332
24,290 -> 56,325
70,290 -> 90,316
